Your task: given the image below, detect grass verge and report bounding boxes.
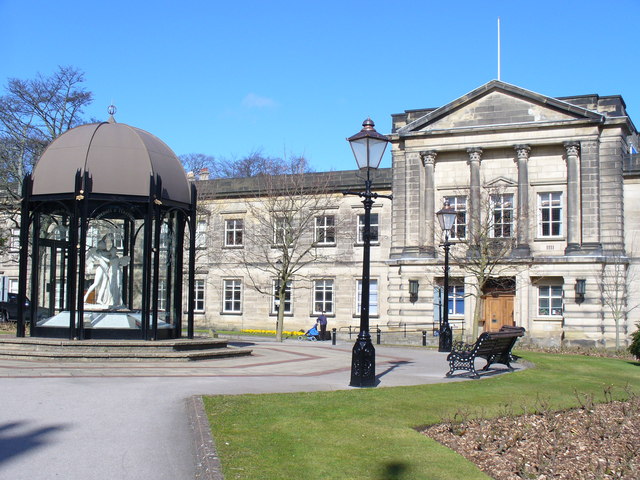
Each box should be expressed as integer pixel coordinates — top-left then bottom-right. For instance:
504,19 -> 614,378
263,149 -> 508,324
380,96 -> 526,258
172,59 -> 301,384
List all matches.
203,352 -> 640,480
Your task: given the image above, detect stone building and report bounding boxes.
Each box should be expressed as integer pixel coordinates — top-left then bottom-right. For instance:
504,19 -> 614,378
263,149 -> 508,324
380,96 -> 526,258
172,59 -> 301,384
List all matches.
388,80 -> 639,347
189,80 -> 639,347
190,169 -> 393,334
2,80 -> 639,347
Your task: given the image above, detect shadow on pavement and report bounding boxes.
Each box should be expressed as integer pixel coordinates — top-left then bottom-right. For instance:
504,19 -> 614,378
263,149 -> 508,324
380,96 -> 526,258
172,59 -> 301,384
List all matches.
0,421 -> 68,465
376,360 -> 413,382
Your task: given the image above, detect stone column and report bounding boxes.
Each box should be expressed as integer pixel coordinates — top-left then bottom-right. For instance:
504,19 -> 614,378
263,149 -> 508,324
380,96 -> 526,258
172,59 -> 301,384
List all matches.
564,142 -> 581,254
390,149 -> 406,258
420,150 -> 437,257
513,145 -> 531,257
467,147 -> 483,243
404,151 -> 422,253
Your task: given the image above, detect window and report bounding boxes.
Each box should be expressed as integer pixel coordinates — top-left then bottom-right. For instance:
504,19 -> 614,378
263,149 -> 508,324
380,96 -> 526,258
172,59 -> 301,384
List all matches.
448,285 -> 465,315
8,278 -> 18,294
443,196 -> 467,239
223,279 -> 242,313
357,213 -> 379,244
315,215 -> 336,245
114,230 -> 125,251
356,279 -> 378,316
313,279 -> 334,314
538,192 -> 562,237
538,285 -> 563,316
224,219 -> 244,247
194,279 -> 205,312
195,220 -> 207,248
491,194 -> 514,238
158,280 -> 166,311
274,217 -> 292,245
272,280 -> 292,314
9,229 -> 20,252
159,224 -> 170,250
87,226 -> 99,248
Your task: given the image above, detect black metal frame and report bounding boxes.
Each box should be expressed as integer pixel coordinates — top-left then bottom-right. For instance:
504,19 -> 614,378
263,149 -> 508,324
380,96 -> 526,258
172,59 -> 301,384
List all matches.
16,171 -> 197,341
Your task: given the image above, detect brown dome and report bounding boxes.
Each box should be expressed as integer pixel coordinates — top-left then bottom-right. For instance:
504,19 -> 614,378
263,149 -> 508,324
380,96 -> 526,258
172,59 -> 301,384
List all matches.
31,118 -> 191,204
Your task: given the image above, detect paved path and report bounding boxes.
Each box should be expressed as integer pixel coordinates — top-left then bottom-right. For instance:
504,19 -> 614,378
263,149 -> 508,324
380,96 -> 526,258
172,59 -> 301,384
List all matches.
0,338 -> 521,479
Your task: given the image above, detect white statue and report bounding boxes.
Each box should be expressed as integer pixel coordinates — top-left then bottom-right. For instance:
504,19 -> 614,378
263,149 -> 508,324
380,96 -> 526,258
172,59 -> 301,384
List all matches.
84,234 -> 129,308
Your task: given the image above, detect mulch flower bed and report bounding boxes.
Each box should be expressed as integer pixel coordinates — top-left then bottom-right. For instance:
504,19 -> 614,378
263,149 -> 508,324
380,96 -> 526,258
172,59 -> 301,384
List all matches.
422,393 -> 639,479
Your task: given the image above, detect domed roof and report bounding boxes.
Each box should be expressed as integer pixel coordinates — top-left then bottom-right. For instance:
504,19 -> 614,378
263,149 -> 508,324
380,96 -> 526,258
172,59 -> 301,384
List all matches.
31,117 -> 191,205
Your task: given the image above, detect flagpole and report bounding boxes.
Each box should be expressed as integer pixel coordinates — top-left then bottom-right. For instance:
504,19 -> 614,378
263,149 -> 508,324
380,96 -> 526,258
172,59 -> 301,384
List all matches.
497,17 -> 501,80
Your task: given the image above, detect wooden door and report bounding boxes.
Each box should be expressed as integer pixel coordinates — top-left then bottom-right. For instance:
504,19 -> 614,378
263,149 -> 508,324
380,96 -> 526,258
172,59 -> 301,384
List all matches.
482,295 -> 514,332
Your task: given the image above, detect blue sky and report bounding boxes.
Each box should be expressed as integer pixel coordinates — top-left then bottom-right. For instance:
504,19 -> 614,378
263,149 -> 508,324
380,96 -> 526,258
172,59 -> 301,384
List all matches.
2,0 -> 639,171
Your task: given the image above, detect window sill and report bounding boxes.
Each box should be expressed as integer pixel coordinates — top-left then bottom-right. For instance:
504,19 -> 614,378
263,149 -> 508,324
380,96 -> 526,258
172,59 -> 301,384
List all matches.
533,316 -> 563,322
223,245 -> 244,249
220,311 -> 243,316
534,237 -> 565,242
314,243 -> 337,248
354,242 -> 380,247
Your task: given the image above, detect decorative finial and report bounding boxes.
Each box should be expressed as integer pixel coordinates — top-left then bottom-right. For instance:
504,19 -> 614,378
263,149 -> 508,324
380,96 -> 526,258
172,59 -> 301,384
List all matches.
362,118 -> 375,131
107,104 -> 117,123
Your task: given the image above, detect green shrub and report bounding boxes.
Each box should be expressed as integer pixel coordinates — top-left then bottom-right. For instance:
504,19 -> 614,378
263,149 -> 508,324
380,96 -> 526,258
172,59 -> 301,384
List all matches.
629,323 -> 640,360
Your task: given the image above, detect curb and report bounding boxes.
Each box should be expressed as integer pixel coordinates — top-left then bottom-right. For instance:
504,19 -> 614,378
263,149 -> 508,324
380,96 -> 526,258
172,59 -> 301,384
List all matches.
188,395 -> 225,480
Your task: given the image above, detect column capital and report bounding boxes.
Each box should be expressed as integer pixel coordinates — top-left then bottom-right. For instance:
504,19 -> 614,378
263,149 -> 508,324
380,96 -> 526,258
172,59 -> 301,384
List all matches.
467,147 -> 483,164
514,144 -> 531,161
563,141 -> 580,157
419,150 -> 437,167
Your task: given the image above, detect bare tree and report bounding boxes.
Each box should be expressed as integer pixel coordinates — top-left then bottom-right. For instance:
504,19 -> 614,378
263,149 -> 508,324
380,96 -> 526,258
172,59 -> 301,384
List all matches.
183,149 -> 315,180
0,66 -> 92,252
224,165 -> 339,341
599,251 -> 638,349
179,153 -> 216,179
444,188 -> 522,339
0,66 -> 92,189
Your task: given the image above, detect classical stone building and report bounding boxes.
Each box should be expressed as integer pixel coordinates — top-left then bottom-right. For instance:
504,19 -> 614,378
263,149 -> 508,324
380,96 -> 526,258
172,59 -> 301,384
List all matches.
2,80 -> 639,347
388,80 -> 639,347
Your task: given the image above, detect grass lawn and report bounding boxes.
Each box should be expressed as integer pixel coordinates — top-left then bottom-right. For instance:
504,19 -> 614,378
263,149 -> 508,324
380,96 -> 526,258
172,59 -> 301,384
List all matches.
203,352 -> 640,480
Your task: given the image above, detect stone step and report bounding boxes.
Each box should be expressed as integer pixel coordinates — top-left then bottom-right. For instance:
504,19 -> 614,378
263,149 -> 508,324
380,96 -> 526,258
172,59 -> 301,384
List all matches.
0,337 -> 252,361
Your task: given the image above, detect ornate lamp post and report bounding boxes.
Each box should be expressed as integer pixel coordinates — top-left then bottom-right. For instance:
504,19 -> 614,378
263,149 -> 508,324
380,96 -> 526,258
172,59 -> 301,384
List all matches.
436,201 -> 457,352
344,118 -> 391,387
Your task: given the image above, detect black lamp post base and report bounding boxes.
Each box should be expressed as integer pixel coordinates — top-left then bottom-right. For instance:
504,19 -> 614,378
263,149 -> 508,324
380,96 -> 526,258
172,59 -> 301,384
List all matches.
350,335 -> 376,387
438,324 -> 452,352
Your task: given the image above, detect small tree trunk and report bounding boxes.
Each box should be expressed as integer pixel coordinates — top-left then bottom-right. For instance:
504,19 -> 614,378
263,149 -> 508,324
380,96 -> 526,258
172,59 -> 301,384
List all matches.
472,296 -> 483,339
275,291 -> 285,342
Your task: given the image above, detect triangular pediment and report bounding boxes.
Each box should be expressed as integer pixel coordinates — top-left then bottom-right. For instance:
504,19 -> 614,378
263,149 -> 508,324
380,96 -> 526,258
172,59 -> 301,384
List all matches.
484,176 -> 518,189
398,80 -> 604,134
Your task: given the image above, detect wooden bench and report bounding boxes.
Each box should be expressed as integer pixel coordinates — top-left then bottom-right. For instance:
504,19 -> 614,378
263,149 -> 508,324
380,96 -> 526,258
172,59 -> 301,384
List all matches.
446,326 -> 525,378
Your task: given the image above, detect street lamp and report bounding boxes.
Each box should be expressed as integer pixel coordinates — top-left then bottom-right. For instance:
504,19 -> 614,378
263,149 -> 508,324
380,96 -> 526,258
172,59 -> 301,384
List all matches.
344,118 -> 391,387
436,201 -> 457,352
